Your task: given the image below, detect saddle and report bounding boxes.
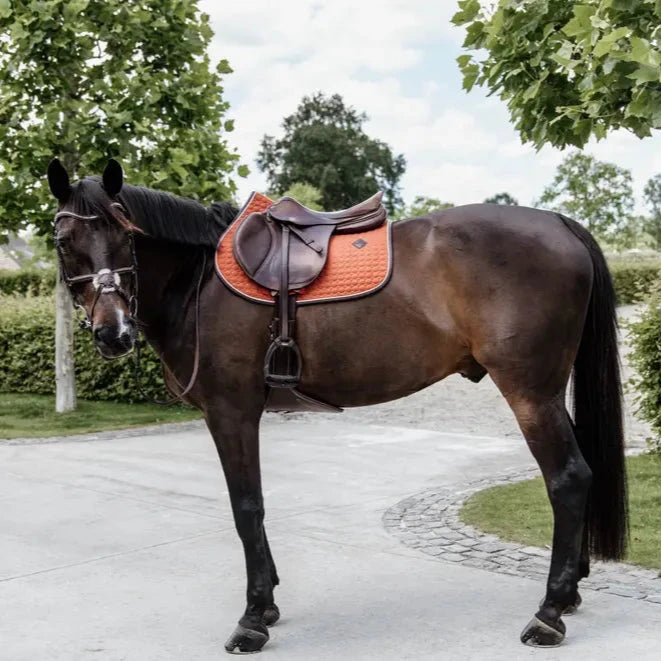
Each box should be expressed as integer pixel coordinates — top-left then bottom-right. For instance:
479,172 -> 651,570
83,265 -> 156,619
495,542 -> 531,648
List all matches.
232,191 -> 387,412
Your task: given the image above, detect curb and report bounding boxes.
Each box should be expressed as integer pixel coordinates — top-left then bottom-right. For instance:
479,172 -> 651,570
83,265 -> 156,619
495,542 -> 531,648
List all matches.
383,466 -> 661,605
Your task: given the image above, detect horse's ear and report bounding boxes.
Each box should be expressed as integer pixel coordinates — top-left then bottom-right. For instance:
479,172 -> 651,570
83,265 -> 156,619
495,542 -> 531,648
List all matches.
103,159 -> 123,198
47,158 -> 71,203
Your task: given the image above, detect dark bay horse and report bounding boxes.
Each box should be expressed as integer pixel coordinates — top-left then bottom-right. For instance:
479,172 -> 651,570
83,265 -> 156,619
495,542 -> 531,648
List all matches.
47,159 -> 627,653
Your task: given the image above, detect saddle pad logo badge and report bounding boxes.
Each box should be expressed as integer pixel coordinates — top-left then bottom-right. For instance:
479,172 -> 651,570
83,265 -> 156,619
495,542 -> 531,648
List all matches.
353,238 -> 368,249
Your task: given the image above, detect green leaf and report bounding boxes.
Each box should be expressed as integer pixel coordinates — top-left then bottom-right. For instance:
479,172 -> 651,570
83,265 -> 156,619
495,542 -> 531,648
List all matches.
627,65 -> 661,83
456,54 -> 472,68
593,27 -> 631,57
460,62 -> 480,91
522,79 -> 542,101
602,56 -> 619,74
626,90 -> 654,118
463,20 -> 485,48
237,164 -> 249,178
0,0 -> 11,19
629,36 -> 661,67
563,4 -> 596,38
451,0 -> 481,25
578,73 -> 595,91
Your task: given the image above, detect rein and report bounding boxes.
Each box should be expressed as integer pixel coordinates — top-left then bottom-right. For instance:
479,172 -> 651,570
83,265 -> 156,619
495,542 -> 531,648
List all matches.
54,204 -> 203,406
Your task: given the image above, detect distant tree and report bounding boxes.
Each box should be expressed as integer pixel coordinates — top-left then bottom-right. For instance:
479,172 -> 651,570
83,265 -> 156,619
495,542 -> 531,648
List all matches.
484,192 -> 518,205
538,152 -> 634,246
398,196 -> 453,219
257,93 -> 406,215
278,183 -> 323,210
453,0 -> 661,149
643,175 -> 661,249
0,0 -> 242,411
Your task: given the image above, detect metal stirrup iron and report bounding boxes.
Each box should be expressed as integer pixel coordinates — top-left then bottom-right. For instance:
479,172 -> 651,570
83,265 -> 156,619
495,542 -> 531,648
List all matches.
263,224 -> 302,387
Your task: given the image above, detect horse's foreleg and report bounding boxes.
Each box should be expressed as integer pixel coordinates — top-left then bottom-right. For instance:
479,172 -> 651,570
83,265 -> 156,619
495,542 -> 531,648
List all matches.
206,411 -> 277,654
506,394 -> 592,647
262,529 -> 281,626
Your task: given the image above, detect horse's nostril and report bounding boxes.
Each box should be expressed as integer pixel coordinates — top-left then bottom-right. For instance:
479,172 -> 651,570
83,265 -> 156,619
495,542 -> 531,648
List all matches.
93,325 -> 114,345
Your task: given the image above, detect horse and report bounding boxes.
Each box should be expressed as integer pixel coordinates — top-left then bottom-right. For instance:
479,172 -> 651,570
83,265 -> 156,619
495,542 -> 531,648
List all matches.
47,158 -> 627,653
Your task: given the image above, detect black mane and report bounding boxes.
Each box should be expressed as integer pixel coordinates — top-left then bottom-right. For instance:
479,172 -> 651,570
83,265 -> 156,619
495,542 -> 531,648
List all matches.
119,184 -> 237,248
71,176 -> 237,248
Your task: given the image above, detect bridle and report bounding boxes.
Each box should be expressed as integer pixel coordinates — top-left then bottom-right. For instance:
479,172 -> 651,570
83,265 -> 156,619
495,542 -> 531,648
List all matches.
53,202 -> 204,405
54,203 -> 138,334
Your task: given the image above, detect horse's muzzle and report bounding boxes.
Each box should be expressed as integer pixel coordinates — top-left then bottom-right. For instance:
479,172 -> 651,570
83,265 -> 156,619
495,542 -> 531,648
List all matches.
93,320 -> 137,359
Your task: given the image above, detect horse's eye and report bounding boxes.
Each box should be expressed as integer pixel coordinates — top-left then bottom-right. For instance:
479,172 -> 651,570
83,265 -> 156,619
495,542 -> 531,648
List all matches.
56,238 -> 71,255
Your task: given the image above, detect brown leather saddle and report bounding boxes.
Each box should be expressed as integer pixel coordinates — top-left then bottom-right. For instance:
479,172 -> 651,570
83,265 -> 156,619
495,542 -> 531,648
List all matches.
232,191 -> 387,412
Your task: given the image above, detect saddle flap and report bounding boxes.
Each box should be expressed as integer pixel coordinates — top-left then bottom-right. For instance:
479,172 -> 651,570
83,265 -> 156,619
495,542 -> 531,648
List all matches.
233,212 -> 333,291
233,212 -> 277,281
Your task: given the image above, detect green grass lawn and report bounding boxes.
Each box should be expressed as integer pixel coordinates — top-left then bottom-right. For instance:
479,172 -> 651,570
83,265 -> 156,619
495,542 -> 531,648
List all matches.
461,454 -> 661,571
0,393 -> 201,439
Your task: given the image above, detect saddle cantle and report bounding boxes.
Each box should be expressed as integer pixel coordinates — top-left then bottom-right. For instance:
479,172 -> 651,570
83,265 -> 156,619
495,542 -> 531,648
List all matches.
219,191 -> 390,413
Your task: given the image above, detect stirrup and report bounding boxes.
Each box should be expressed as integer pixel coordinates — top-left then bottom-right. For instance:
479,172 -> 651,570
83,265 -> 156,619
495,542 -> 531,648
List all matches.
263,337 -> 302,388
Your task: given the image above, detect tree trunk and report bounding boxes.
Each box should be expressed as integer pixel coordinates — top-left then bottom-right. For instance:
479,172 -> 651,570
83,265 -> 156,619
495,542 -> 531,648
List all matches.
55,263 -> 76,412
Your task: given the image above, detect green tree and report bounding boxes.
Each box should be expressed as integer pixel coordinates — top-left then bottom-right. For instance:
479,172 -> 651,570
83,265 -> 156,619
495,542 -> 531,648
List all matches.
643,174 -> 661,248
0,0 -> 243,410
453,0 -> 661,149
538,152 -> 635,246
399,196 -> 453,219
257,93 -> 406,215
484,192 -> 518,205
279,182 -> 323,210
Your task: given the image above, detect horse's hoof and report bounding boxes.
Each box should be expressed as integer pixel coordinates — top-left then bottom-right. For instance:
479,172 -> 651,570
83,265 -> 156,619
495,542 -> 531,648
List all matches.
224,624 -> 269,654
263,603 -> 280,627
520,616 -> 566,647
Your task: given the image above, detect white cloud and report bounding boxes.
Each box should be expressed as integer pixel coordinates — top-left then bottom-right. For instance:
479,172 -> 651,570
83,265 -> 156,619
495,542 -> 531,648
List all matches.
199,0 -> 661,213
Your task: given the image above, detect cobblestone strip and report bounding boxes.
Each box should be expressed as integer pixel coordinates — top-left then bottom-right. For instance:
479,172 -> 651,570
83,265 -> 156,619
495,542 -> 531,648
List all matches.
383,466 -> 661,605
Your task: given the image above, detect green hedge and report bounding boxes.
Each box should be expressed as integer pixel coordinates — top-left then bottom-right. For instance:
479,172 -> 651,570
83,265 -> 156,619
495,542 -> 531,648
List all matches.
0,295 -> 168,403
0,268 -> 56,296
609,261 -> 661,305
627,284 -> 661,454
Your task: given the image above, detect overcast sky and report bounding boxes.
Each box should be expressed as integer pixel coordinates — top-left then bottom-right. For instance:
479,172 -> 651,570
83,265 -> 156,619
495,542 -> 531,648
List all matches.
199,0 -> 661,212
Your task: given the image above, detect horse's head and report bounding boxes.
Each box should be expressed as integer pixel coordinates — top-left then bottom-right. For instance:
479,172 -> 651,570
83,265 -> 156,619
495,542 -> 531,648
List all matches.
48,158 -> 139,359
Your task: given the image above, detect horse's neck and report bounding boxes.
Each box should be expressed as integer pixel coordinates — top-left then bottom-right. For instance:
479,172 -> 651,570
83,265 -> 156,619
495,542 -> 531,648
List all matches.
133,236 -> 200,353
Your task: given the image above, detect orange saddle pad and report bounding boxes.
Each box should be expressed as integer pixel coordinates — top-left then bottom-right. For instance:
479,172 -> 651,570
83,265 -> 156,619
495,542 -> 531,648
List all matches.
215,192 -> 393,305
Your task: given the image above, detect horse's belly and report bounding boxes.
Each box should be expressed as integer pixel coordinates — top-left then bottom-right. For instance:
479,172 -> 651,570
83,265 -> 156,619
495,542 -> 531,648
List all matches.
293,269 -> 465,408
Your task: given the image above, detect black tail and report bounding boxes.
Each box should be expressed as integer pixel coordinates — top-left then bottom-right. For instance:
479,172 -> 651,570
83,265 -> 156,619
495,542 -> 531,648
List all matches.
558,214 -> 628,560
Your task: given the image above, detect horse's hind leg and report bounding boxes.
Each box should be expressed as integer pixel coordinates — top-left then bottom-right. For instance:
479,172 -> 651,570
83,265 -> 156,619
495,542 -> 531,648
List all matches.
500,390 -> 592,646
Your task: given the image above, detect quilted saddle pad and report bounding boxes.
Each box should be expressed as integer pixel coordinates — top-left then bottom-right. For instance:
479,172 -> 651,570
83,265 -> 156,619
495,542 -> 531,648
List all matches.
215,192 -> 393,305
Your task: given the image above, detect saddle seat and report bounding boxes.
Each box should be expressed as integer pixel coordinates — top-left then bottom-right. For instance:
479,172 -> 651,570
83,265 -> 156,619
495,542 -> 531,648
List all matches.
268,191 -> 385,228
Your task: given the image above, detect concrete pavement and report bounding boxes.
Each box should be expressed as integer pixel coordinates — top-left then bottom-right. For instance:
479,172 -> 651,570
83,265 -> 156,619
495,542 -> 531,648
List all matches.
1,418 -> 660,660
